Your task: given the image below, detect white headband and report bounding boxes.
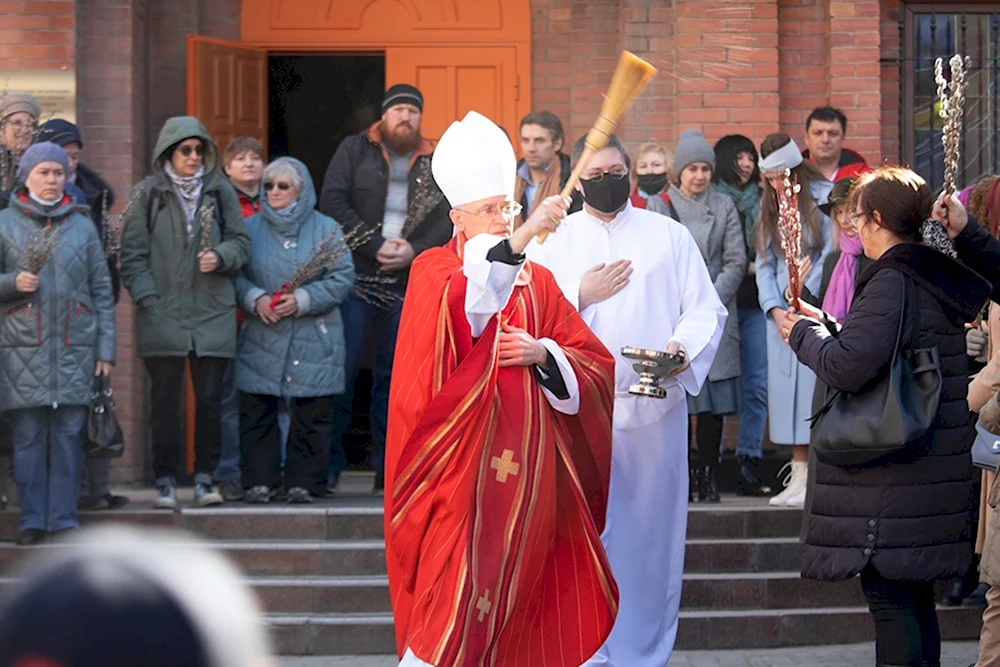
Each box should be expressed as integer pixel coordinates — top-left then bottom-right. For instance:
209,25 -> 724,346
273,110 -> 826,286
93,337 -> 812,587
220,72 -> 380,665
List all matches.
758,139 -> 803,173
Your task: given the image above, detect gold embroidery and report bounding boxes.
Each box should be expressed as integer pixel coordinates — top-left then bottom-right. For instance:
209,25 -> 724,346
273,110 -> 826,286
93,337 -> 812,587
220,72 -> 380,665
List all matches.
490,449 -> 521,483
476,590 -> 493,622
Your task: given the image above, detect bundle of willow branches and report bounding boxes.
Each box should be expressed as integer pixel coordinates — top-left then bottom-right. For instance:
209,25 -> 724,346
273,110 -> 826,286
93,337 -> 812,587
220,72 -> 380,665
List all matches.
270,226 -> 377,308
25,225 -> 59,274
776,169 -> 803,310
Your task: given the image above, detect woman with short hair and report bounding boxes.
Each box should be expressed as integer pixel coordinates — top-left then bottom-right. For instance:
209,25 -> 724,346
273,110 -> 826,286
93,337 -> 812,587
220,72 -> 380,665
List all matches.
0,142 -> 116,545
629,141 -> 673,214
784,166 -> 988,667
235,157 -> 354,504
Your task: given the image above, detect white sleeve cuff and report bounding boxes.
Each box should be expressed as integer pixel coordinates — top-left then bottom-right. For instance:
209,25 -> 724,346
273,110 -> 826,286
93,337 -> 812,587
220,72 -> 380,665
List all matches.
293,288 -> 311,317
538,338 -> 580,415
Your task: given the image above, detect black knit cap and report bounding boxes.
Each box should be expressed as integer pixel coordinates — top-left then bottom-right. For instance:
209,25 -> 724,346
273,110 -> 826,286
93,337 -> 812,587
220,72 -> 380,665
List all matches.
0,559 -> 210,667
383,84 -> 424,113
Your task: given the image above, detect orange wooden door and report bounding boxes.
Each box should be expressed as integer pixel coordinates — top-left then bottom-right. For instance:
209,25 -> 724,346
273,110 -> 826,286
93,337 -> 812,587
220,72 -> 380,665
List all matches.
185,36 -> 267,475
187,36 -> 268,150
385,47 -> 520,145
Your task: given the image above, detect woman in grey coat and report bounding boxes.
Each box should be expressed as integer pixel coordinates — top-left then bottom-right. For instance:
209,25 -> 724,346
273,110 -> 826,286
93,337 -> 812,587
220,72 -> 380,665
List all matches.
0,143 -> 115,545
667,130 -> 747,502
235,157 -> 355,504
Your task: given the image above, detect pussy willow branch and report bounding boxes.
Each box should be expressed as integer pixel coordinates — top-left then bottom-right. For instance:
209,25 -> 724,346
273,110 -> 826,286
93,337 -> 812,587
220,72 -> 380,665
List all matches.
935,54 -> 971,195
776,169 -> 803,310
25,226 -> 59,274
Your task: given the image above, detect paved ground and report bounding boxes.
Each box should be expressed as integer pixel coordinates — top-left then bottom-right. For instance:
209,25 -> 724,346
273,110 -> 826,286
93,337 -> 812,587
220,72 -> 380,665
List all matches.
280,641 -> 978,666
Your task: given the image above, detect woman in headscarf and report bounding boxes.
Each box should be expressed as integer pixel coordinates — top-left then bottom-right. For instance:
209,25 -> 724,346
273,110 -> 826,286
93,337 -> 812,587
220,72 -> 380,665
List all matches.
755,133 -> 833,508
120,116 -> 250,511
234,157 -> 354,504
0,142 -> 116,545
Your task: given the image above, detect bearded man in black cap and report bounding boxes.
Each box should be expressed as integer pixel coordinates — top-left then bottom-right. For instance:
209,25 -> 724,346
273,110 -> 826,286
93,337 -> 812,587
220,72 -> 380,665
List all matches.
319,84 -> 452,495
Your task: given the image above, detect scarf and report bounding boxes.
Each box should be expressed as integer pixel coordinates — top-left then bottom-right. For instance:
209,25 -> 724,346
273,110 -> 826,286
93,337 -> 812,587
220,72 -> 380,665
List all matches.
822,230 -> 863,321
712,182 -> 761,258
164,161 -> 205,232
513,157 -> 563,228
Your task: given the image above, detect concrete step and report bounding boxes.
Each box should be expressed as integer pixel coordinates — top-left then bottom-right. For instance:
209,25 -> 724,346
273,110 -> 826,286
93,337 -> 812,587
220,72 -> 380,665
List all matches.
0,537 -> 803,577
265,605 -> 983,655
681,572 -> 865,610
0,500 -> 805,543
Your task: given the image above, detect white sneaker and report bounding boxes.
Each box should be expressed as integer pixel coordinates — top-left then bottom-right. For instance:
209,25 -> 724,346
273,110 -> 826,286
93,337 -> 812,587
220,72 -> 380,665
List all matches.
769,460 -> 807,507
769,462 -> 794,506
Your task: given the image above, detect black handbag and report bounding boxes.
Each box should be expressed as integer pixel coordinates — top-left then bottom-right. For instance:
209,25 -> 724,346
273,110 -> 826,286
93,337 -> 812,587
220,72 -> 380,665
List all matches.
810,273 -> 942,468
85,374 -> 125,459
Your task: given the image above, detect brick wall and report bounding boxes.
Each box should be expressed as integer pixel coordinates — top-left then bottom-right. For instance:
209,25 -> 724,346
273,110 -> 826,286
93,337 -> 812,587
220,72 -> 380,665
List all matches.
0,0 -> 75,69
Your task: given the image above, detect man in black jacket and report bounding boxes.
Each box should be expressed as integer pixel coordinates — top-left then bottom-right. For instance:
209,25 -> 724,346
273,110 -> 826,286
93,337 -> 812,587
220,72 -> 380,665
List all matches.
37,119 -> 128,512
319,84 -> 452,495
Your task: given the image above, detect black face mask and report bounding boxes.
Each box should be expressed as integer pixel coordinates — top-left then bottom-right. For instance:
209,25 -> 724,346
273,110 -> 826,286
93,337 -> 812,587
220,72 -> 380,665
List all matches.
636,172 -> 668,195
580,175 -> 632,214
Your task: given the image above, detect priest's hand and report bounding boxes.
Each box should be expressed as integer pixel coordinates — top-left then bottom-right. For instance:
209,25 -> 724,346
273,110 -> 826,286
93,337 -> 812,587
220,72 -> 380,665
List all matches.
579,260 -> 632,310
510,195 -> 569,253
665,341 -> 689,378
932,192 -> 969,239
498,324 -> 548,369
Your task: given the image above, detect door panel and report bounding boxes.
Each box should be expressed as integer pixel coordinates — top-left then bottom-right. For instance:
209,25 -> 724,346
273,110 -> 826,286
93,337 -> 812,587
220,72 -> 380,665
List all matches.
385,47 -> 519,145
187,36 -> 268,152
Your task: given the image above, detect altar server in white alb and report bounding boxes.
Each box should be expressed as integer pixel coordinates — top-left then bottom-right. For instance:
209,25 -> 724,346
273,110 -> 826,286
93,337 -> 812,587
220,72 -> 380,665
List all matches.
526,134 -> 725,666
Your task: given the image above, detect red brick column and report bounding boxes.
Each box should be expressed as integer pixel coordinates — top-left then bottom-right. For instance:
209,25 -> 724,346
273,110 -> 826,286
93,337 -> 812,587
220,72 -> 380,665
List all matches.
778,0 -> 829,142
618,0 -> 675,149
880,0 -> 902,164
827,0 -> 882,164
0,0 -> 75,69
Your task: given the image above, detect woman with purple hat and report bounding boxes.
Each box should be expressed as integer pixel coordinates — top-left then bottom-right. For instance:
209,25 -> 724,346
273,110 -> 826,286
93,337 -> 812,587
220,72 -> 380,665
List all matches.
0,142 -> 116,545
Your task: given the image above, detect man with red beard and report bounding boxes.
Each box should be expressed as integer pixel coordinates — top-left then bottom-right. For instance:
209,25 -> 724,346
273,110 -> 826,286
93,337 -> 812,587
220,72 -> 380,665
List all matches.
320,84 -> 452,495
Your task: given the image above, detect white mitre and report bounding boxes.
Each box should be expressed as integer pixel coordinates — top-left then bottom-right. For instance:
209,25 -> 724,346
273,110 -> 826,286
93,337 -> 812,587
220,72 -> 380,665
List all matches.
432,110 -> 516,208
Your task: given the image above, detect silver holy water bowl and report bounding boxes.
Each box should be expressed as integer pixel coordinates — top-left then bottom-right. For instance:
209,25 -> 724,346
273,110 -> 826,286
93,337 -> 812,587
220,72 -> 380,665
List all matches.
621,346 -> 686,399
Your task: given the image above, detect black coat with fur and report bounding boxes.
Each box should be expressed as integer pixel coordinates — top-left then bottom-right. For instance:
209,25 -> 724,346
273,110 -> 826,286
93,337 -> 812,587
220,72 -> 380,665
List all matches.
789,243 -> 990,583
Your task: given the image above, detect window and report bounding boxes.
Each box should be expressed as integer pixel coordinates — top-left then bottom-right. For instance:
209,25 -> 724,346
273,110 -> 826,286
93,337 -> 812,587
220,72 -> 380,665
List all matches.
902,4 -> 1000,192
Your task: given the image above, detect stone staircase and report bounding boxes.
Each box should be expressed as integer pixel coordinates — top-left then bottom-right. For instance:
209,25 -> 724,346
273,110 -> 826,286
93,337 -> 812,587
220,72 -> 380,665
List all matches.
0,479 -> 983,655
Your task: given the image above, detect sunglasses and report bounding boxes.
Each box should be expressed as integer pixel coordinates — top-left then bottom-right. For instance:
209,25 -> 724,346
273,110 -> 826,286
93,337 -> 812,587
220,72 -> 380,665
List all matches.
177,144 -> 204,158
264,182 -> 292,192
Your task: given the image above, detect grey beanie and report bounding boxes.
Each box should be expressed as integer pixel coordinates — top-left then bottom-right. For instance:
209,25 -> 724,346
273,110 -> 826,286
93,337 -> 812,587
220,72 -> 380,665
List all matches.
16,141 -> 70,183
673,129 -> 716,177
0,91 -> 40,123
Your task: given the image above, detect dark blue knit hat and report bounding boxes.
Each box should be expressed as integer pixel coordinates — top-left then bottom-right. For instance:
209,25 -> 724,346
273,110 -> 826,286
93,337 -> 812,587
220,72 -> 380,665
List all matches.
38,119 -> 83,149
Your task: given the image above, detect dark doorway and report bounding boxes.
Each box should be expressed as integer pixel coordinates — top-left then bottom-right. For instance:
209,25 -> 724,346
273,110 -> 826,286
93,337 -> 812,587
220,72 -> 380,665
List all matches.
268,54 -> 385,191
268,54 -> 386,469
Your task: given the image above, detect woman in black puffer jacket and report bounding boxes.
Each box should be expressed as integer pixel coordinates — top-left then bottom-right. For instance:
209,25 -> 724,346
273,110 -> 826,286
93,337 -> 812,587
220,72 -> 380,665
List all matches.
781,166 -> 990,667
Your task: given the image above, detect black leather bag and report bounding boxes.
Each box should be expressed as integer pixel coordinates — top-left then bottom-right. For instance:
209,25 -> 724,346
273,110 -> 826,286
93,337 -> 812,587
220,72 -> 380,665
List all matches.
85,374 -> 124,459
810,273 -> 942,468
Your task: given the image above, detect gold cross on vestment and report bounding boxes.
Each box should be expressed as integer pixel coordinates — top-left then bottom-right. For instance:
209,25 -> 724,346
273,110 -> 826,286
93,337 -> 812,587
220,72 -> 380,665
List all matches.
476,590 -> 493,622
490,449 -> 520,483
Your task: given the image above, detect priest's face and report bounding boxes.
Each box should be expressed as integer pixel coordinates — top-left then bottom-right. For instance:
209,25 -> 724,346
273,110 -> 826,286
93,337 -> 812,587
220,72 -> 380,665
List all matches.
451,195 -> 513,238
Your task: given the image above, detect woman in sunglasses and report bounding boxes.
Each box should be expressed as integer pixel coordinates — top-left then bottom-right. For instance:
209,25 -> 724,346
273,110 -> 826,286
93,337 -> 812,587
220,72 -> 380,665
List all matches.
234,157 -> 354,504
120,116 -> 250,510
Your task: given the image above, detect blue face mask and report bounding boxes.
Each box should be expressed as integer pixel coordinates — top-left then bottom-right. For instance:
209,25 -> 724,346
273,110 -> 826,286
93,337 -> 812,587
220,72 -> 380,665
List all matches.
273,199 -> 298,217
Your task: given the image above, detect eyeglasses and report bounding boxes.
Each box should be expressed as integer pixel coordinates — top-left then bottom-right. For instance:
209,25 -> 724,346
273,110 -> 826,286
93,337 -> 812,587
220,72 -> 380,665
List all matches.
264,182 -> 292,192
457,200 -> 523,221
5,119 -> 36,132
582,166 -> 629,182
178,144 -> 204,158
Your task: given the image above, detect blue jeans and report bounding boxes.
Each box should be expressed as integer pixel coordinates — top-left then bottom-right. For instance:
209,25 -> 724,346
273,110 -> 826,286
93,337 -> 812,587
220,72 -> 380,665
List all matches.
11,405 -> 87,532
736,307 -> 768,459
219,360 -> 291,481
330,290 -> 403,480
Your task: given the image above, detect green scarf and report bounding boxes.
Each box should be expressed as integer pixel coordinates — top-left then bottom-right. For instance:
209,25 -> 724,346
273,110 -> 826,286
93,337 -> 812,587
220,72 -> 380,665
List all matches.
712,181 -> 761,260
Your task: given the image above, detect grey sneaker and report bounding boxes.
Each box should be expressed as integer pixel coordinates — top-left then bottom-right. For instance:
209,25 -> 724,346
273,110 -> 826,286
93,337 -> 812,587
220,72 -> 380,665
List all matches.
193,473 -> 223,507
153,477 -> 178,510
244,485 -> 271,504
219,479 -> 245,501
287,487 -> 312,504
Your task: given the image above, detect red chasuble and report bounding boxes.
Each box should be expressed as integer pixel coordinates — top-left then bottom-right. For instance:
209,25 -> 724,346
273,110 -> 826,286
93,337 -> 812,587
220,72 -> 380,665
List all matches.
385,235 -> 618,667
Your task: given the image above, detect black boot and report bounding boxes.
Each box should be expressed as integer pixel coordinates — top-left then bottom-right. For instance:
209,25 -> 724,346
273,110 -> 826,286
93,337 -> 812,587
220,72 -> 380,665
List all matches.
736,455 -> 772,497
688,464 -> 698,503
943,557 -> 980,606
963,581 -> 990,607
698,465 -> 721,503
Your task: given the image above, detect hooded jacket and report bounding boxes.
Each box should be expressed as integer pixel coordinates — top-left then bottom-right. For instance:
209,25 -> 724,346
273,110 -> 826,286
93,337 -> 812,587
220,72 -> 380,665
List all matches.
790,242 -> 990,583
0,192 -> 116,410
119,116 -> 250,359
234,158 -> 355,398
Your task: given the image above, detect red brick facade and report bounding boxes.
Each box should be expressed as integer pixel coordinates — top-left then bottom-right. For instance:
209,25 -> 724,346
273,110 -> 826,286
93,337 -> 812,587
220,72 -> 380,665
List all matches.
1,0 -> 915,480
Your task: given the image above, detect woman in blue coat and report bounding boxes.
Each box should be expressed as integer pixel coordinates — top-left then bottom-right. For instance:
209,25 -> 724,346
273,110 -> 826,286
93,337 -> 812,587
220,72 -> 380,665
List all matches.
234,157 -> 354,504
754,134 -> 832,508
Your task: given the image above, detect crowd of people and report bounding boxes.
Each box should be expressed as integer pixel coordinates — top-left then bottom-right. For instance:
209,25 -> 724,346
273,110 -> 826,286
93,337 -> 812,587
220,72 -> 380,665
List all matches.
2,81 -> 1000,666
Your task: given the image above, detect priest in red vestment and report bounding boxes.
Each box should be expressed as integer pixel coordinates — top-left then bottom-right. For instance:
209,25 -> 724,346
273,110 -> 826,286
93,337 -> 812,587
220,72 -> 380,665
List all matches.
385,111 -> 618,667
